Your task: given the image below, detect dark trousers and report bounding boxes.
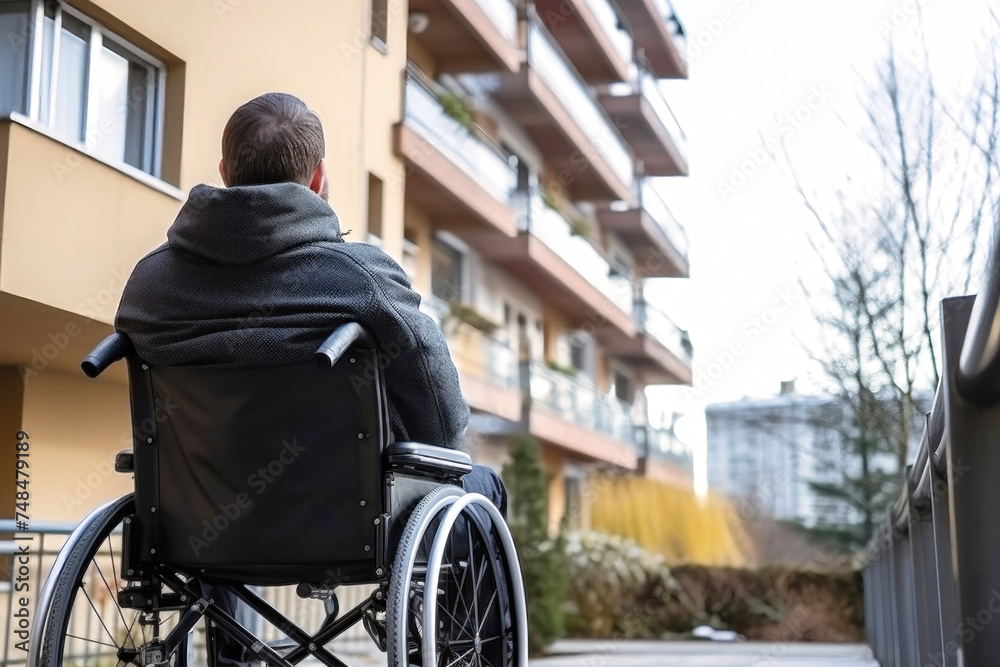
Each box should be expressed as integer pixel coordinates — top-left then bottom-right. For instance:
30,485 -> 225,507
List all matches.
206,464 -> 506,666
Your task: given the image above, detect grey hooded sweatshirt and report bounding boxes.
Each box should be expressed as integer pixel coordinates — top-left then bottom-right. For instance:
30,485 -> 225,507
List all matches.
115,182 -> 470,449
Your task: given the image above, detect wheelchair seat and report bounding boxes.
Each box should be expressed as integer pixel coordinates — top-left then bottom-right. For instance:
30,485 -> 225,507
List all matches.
30,323 -> 528,667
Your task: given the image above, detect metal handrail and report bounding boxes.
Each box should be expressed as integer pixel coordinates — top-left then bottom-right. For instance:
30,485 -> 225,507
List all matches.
956,237 -> 1000,406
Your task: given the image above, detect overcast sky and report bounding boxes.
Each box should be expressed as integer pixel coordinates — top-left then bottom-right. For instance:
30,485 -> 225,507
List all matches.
641,0 -> 997,492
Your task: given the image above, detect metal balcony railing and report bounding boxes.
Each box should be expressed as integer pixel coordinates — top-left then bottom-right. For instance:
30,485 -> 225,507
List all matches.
473,0 -> 518,44
403,67 -> 517,204
649,0 -> 687,62
635,424 -> 693,470
635,300 -> 692,362
523,190 -> 633,315
863,232 -> 1000,665
526,360 -> 633,442
640,179 -> 688,259
525,13 -> 634,189
638,64 -> 686,156
582,0 -> 633,65
450,325 -> 520,389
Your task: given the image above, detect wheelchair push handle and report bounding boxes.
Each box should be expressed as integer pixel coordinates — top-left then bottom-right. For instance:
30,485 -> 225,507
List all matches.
81,333 -> 131,378
314,322 -> 375,368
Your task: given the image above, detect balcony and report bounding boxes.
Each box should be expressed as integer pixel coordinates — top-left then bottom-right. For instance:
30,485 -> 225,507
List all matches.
606,299 -> 692,384
0,117 -> 181,339
635,424 -> 694,486
525,360 -> 638,467
408,0 -> 520,73
534,0 -> 633,83
489,14 -> 635,202
598,179 -> 688,277
617,0 -> 687,79
395,68 -> 519,240
636,424 -> 693,470
449,321 -> 523,422
599,62 -> 688,176
420,292 -> 523,421
480,190 -> 636,337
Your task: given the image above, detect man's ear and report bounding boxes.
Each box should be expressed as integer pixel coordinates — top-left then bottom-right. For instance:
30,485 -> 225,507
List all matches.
218,158 -> 228,186
308,159 -> 328,196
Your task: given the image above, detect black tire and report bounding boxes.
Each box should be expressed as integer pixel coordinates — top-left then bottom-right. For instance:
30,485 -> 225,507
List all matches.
387,487 -> 516,667
35,494 -> 191,667
387,485 -> 463,666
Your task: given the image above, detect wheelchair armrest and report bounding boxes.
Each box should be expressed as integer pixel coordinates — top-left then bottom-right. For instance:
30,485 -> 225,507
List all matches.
384,442 -> 472,479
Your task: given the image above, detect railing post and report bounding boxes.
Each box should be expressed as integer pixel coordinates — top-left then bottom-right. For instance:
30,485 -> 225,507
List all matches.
908,459 -> 944,666
941,294 -> 1000,666
885,508 -> 900,667
930,451 -> 958,665
893,501 -> 918,666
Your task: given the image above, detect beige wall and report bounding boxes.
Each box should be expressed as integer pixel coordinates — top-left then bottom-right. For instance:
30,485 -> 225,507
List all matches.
21,370 -> 132,523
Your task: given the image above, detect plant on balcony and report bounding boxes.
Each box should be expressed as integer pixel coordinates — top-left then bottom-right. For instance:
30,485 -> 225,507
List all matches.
541,189 -> 560,212
445,302 -> 500,336
546,358 -> 578,378
438,90 -> 477,135
569,216 -> 592,238
503,434 -> 568,654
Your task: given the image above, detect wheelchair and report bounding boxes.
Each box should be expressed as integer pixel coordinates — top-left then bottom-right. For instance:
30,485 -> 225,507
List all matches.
28,323 -> 527,667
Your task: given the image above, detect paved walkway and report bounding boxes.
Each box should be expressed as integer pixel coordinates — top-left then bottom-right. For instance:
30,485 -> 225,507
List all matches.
326,639 -> 879,666
533,640 -> 879,666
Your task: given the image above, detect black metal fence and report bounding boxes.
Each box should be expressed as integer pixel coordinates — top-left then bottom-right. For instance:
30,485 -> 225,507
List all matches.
863,242 -> 1000,666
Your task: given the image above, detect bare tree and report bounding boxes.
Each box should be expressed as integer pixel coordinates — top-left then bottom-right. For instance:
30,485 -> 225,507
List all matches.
777,16 -> 1000,546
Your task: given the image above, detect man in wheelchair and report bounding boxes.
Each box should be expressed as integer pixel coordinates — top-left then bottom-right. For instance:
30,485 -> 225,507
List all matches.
29,94 -> 526,667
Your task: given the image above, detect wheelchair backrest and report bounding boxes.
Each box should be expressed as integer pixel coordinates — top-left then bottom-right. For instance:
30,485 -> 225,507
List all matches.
125,330 -> 391,585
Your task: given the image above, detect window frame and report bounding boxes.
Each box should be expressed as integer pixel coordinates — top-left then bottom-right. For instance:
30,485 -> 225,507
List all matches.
22,0 -> 166,179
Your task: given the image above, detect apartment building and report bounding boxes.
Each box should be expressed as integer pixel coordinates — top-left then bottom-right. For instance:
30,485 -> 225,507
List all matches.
0,0 -> 692,529
398,0 -> 693,527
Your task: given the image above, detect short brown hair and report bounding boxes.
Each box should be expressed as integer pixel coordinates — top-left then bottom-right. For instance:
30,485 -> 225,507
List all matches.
221,92 -> 325,186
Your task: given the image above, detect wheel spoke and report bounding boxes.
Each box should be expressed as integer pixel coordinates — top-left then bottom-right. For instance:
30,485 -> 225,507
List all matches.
444,647 -> 475,667
64,632 -> 120,650
476,590 -> 498,635
94,555 -> 135,648
79,580 -> 122,648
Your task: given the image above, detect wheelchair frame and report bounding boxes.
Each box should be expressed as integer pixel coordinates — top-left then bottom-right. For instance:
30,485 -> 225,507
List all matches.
29,323 -> 528,667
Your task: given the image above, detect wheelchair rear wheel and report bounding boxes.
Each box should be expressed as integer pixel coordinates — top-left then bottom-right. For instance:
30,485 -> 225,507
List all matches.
387,487 -> 526,667
32,494 -> 192,667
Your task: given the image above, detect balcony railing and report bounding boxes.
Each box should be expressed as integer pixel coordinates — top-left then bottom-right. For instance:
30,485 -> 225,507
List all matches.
638,66 -> 686,156
636,300 -> 692,363
526,15 -> 634,189
649,0 -> 687,61
640,179 -> 688,259
527,360 -> 633,442
473,0 -> 518,44
524,190 -> 633,315
636,424 -> 693,470
450,324 -> 520,388
582,0 -> 634,65
403,68 -> 517,204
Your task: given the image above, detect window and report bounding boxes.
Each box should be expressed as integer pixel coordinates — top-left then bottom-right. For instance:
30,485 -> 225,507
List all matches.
613,369 -> 634,404
431,238 -> 463,303
370,0 -> 388,51
0,0 -> 164,176
367,173 -> 384,240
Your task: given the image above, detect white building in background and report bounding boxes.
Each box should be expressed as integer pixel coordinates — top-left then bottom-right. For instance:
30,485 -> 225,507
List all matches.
705,382 -> 863,528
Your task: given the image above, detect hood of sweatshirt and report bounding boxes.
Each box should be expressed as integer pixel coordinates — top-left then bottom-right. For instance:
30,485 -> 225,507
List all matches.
166,182 -> 343,265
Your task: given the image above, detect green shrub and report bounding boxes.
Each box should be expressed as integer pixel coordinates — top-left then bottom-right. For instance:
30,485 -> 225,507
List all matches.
503,434 -> 567,654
